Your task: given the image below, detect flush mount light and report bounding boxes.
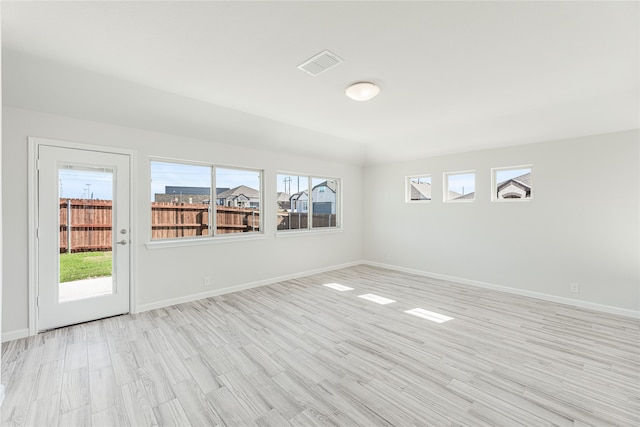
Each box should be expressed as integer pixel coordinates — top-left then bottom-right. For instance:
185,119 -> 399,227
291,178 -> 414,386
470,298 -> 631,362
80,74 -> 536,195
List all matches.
345,81 -> 380,101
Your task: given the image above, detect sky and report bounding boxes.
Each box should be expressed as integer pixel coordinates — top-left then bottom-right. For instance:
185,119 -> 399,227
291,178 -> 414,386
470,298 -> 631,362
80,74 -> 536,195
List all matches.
447,172 -> 476,195
60,162 -> 529,200
59,162 -> 261,200
59,169 -> 113,200
495,167 -> 531,183
150,162 -> 260,200
446,167 -> 531,196
277,174 -> 310,195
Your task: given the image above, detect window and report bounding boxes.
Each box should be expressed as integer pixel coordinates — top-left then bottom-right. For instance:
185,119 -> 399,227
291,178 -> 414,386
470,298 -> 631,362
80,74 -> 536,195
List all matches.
277,174 -> 309,230
492,166 -> 532,201
406,175 -> 432,202
151,161 -> 212,239
311,178 -> 338,228
150,160 -> 262,240
277,173 -> 340,231
215,167 -> 261,233
444,171 -> 475,202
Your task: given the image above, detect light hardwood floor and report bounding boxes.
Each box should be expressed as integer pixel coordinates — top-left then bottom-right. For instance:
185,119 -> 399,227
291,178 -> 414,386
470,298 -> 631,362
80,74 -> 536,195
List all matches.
1,265 -> 639,426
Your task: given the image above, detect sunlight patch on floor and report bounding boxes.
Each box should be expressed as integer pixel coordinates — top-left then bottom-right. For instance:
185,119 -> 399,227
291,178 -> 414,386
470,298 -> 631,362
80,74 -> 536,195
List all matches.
358,293 -> 396,305
322,283 -> 354,291
404,308 -> 453,323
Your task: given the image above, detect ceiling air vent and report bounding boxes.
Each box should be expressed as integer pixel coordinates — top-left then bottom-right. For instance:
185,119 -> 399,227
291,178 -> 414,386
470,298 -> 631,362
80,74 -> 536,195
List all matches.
297,50 -> 343,76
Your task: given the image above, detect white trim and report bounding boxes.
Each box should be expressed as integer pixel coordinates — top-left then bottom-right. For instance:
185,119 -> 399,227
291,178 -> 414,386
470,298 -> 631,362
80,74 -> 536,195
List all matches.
137,261 -> 361,313
275,228 -> 343,238
27,137 -> 138,332
146,233 -> 268,250
28,140 -> 37,336
2,328 -> 30,343
363,261 -> 640,319
0,384 -> 4,407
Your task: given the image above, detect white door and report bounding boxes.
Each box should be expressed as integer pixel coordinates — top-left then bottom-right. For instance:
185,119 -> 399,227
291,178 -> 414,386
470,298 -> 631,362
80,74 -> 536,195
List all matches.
37,145 -> 130,331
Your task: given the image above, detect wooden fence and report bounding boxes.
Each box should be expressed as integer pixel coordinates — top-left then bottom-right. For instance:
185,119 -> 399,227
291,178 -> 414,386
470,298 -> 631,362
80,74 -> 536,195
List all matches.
151,202 -> 260,239
60,199 -> 112,253
60,199 -> 261,252
276,212 -> 337,230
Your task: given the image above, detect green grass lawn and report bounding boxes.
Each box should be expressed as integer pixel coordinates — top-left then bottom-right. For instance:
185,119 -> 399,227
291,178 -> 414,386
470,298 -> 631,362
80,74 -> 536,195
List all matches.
59,251 -> 112,283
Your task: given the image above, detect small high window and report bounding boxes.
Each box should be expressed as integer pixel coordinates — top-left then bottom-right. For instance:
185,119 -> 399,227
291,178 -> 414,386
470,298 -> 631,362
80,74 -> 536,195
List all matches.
406,175 -> 432,202
444,171 -> 475,202
492,166 -> 532,201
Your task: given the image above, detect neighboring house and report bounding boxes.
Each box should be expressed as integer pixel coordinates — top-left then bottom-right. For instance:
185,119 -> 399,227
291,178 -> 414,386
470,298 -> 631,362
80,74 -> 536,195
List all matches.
410,182 -> 431,200
290,181 -> 337,213
311,180 -> 337,214
290,190 -> 308,213
155,186 -> 229,204
496,173 -> 531,199
454,191 -> 475,200
448,172 -> 531,201
276,192 -> 291,210
216,185 -> 260,208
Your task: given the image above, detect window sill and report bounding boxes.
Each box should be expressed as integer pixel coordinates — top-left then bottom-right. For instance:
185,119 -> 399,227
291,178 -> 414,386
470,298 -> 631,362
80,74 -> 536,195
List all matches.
275,227 -> 343,238
145,233 -> 267,250
491,198 -> 533,203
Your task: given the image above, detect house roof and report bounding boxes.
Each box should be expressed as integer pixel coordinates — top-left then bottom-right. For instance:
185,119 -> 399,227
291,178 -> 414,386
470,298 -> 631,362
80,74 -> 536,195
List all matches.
455,192 -> 476,200
290,190 -> 308,201
312,180 -> 337,193
276,192 -> 290,202
410,182 -> 432,200
2,2 -> 636,165
216,185 -> 259,199
497,173 -> 531,189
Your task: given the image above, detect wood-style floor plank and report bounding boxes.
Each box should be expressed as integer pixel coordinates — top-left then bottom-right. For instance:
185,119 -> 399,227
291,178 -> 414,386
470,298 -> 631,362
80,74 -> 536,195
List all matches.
2,265 -> 639,426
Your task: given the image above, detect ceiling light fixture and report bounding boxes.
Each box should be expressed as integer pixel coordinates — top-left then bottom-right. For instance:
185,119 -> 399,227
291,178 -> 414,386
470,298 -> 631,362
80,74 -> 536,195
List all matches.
345,81 -> 380,101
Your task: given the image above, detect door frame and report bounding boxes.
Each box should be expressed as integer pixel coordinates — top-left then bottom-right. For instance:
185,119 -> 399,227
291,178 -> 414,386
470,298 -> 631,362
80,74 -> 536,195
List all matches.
28,137 -> 137,335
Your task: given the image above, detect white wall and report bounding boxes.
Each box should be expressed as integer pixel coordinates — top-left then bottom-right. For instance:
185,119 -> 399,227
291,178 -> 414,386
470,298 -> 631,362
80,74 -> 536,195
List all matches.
2,105 -> 638,338
2,107 -> 364,336
363,130 -> 639,314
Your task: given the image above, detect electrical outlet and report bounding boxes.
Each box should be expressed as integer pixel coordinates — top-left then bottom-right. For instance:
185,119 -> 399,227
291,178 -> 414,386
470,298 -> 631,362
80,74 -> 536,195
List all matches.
203,276 -> 211,287
570,282 -> 580,293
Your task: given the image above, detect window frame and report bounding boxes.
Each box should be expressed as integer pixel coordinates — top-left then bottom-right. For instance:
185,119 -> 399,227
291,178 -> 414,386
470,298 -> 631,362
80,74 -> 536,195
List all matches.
443,170 -> 476,203
491,165 -> 533,202
405,174 -> 432,203
148,157 -> 264,247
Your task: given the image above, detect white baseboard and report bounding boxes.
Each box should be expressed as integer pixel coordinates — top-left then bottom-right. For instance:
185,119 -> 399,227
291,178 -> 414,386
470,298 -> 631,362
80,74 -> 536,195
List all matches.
363,261 -> 640,319
1,328 -> 30,343
136,261 -> 362,313
5,259 -> 635,342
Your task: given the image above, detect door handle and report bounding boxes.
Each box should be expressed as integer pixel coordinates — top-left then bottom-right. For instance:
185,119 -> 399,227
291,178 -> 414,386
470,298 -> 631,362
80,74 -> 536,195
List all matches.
117,239 -> 128,245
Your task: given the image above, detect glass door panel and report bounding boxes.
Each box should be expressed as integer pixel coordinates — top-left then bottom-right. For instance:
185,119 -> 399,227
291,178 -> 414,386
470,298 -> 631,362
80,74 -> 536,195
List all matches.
58,167 -> 114,302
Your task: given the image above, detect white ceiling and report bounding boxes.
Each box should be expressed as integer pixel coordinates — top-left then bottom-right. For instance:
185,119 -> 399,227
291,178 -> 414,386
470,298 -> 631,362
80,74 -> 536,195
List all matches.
2,1 -> 638,165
